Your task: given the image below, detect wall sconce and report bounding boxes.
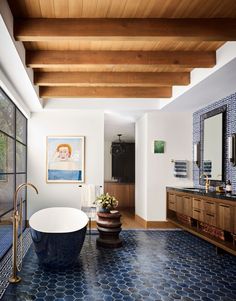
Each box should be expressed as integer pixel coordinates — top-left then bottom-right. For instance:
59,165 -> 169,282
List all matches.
193,142 -> 200,168
228,134 -> 236,166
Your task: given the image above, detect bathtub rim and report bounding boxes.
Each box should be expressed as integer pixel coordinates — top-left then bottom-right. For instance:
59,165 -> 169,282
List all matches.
29,207 -> 89,234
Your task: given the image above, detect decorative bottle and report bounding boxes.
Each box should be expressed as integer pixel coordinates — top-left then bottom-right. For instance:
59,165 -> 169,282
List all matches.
225,180 -> 232,194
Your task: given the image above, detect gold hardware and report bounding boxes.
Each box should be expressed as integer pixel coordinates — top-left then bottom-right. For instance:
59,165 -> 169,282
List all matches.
200,173 -> 210,193
8,183 -> 38,284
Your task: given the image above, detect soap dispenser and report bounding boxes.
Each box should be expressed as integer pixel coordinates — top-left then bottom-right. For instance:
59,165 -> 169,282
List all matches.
226,180 -> 232,194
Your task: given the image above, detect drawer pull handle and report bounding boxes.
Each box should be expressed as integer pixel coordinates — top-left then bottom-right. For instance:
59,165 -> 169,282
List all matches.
194,199 -> 201,202
219,204 -> 230,208
206,213 -> 215,217
169,201 -> 175,204
206,202 -> 214,205
194,209 -> 201,213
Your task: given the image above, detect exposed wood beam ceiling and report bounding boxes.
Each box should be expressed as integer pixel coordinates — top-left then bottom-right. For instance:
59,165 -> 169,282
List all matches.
34,72 -> 190,87
15,19 -> 236,42
7,0 -> 236,100
40,87 -> 172,99
26,51 -> 216,68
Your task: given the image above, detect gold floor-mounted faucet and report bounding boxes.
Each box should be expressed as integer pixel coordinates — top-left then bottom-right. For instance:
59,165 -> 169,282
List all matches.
9,183 -> 38,284
200,173 -> 210,193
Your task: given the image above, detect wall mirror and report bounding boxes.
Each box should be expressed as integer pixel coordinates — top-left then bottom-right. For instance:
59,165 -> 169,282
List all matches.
200,105 -> 227,185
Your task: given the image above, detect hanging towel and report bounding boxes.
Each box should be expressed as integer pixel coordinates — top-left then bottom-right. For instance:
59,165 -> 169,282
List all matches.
203,160 -> 212,178
80,184 -> 96,207
174,160 -> 188,178
80,184 -> 102,207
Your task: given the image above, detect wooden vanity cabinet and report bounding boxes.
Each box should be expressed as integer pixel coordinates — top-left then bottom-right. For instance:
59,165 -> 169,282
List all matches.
217,203 -> 234,232
203,200 -> 217,226
104,182 -> 135,209
192,198 -> 204,221
234,207 -> 236,234
192,208 -> 204,222
174,195 -> 192,216
166,189 -> 236,256
168,193 -> 176,211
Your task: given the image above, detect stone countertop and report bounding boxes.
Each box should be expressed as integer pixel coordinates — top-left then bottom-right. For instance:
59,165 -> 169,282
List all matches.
166,186 -> 236,201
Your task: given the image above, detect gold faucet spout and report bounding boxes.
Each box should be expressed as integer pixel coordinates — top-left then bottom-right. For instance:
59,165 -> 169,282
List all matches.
9,182 -> 38,284
200,173 -> 210,192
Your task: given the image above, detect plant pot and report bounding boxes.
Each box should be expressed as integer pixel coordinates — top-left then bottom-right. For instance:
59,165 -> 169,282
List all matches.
98,207 -> 110,213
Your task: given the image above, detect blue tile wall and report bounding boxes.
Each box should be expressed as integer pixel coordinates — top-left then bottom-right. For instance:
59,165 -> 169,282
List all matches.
193,92 -> 236,192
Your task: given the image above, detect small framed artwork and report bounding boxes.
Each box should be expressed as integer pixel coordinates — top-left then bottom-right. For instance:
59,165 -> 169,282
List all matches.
154,140 -> 165,154
46,136 -> 85,183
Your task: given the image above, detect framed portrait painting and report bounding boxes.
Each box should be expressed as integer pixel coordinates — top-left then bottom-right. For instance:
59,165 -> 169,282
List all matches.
46,136 -> 85,183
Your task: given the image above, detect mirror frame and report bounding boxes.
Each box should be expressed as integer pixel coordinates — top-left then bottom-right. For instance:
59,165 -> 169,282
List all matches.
200,105 -> 227,186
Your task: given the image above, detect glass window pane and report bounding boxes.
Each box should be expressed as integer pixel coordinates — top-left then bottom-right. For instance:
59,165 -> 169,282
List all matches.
16,142 -> 26,173
16,175 -> 27,230
16,174 -> 26,204
0,174 -> 14,215
0,222 -> 13,260
0,133 -> 14,173
0,88 -> 15,137
16,109 -> 27,144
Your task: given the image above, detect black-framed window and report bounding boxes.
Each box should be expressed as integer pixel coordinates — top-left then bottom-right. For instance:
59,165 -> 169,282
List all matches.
0,87 -> 27,229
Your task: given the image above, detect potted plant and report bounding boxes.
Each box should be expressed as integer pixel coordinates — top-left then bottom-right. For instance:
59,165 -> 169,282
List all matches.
94,193 -> 118,213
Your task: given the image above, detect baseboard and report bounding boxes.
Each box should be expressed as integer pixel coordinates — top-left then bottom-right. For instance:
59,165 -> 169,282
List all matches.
134,214 -> 147,227
135,214 -> 178,229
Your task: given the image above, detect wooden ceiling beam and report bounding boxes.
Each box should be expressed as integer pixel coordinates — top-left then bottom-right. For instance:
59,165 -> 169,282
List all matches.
15,18 -> 236,42
39,86 -> 172,98
27,51 -> 216,68
34,72 -> 190,87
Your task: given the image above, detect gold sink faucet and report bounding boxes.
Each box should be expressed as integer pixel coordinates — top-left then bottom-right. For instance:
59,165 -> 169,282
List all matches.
200,173 -> 210,193
9,183 -> 38,284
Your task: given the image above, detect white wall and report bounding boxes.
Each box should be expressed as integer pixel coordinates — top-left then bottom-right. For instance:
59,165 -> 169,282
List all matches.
27,110 -> 104,218
135,114 -> 148,220
104,140 -> 112,181
136,112 -> 193,221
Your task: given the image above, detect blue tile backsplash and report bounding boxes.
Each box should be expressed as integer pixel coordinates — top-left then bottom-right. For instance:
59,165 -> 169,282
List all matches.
193,92 -> 236,192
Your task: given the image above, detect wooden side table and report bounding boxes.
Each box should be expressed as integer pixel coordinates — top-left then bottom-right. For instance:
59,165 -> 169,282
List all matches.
96,211 -> 122,248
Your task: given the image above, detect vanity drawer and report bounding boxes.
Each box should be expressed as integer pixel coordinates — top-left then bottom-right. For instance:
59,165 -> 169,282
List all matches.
192,198 -> 203,210
168,193 -> 175,203
192,208 -> 204,222
204,201 -> 216,214
183,196 -> 192,216
168,199 -> 176,211
204,212 -> 216,226
168,193 -> 176,211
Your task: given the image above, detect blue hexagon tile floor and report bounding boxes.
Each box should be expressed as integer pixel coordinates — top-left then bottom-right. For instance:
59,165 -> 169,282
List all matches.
1,230 -> 236,301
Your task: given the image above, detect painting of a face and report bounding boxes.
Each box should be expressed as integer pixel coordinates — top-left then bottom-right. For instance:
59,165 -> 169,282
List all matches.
47,136 -> 85,183
58,146 -> 70,160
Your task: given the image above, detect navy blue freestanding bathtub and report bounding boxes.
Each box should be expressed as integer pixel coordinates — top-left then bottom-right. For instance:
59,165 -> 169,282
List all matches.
29,207 -> 88,268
